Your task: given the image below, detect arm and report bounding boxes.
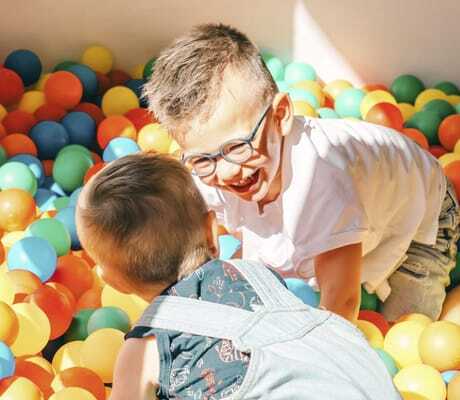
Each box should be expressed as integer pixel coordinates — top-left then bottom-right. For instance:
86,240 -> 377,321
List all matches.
314,242 -> 362,323
109,337 -> 160,400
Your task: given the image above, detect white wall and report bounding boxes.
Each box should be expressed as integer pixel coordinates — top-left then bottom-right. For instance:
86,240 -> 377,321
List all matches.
1,0 -> 459,87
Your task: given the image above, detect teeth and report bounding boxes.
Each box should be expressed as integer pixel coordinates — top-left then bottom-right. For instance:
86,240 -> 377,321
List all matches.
233,172 -> 257,187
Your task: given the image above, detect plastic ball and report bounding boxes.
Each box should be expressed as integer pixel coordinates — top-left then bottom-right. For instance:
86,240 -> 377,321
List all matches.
439,114 -> 460,151
449,252 -> 460,289
397,313 -> 432,329
357,320 -> 384,348
291,100 -> 317,117
137,123 -> 171,153
448,374 -> 460,400
124,79 -> 148,107
45,71 -> 83,110
67,64 -> 98,100
375,349 -> 399,378
125,107 -> 155,131
291,80 -> 325,106
97,115 -> 136,148
26,218 -> 71,256
423,99 -> 456,121
76,286 -> 102,311
101,285 -> 148,324
55,207 -> 80,249
87,306 -> 130,335
360,90 -> 397,118
61,112 -> 96,148
103,137 -> 140,161
52,367 -> 105,400
14,358 -> 54,398
218,234 -> 241,260
360,286 -> 379,311
398,103 -> 416,122
46,281 -> 76,311
42,176 -> 66,197
74,103 -> 105,125
275,80 -> 289,92
2,109 -> 37,135
52,340 -> 84,372
0,342 -> 15,380
81,328 -> 124,383
442,370 -> 459,384
323,80 -> 353,101
18,91 -> 46,114
285,278 -> 319,307
0,105 -> 6,120
10,302 -> 50,356
10,154 -> 45,187
64,309 -> 96,342
284,62 -> 316,83
335,88 -> 365,119
102,86 -> 139,116
390,75 -> 425,104
51,387 -> 98,400
58,144 -> 92,157
441,285 -> 460,324
82,46 -> 113,74
364,102 -> 404,130
68,187 -> 82,207
404,111 -> 442,145
438,152 -> 460,168
30,121 -> 70,159
384,321 -> 425,368
0,123 -> 5,139
0,161 -> 37,195
0,301 -> 19,345
108,69 -> 131,87
34,103 -> 67,122
0,67 -> 25,106
401,128 -> 429,150
35,73 -> 51,91
394,364 -> 446,400
53,150 -> 93,192
4,49 -> 42,86
317,107 -> 339,119
1,133 -> 38,158
415,89 -> 448,112
288,88 -> 319,108
0,270 -> 15,305
435,81 -> 460,96
7,236 -> 57,282
142,57 -> 156,80
444,161 -> 460,200
0,376 -> 43,400
50,255 -> 93,299
5,270 -> 42,303
358,310 -> 390,335
84,162 -> 105,184
451,96 -> 460,107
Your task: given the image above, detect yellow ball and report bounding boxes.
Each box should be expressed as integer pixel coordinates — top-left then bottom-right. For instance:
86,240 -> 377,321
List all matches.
383,321 -> 424,368
397,313 -> 433,327
52,341 -> 84,372
394,364 -> 446,400
415,89 -> 448,112
35,73 -> 51,91
11,302 -> 50,357
25,356 -> 55,375
49,387 -> 97,400
102,86 -> 139,116
0,377 -> 44,400
0,104 -> 7,121
360,90 -> 397,118
292,101 -> 318,117
398,103 -> 416,122
291,81 -> 325,107
448,95 -> 460,106
439,153 -> 460,168
81,328 -> 124,383
169,139 -> 181,156
137,123 -> 172,153
131,64 -> 145,80
0,270 -> 15,304
2,230 -> 26,250
323,79 -> 353,100
101,284 -> 148,324
419,321 -> 460,371
0,301 -> 19,345
448,374 -> 460,400
356,320 -> 384,348
18,91 -> 46,114
81,45 -> 113,74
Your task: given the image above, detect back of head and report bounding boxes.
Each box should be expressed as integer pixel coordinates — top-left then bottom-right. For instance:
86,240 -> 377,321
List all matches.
78,152 -> 209,286
144,23 -> 277,139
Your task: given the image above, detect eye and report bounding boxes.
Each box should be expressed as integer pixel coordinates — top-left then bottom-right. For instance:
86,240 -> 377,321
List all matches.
223,141 -> 248,155
192,157 -> 213,167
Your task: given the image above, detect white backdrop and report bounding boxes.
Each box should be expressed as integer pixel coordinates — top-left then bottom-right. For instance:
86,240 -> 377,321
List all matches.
1,0 -> 459,87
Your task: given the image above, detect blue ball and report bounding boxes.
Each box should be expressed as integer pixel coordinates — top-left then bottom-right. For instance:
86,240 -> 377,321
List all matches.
41,176 -> 67,196
125,79 -> 148,107
10,154 -> 45,186
103,137 -> 140,162
275,80 -> 290,93
4,49 -> 42,86
55,206 -> 80,250
69,187 -> 83,206
61,112 -> 96,148
284,62 -> 317,83
67,64 -> 98,100
285,278 -> 320,307
218,235 -> 241,260
287,88 -> 320,108
30,121 -> 70,160
0,341 -> 15,380
7,237 -> 57,282
442,370 -> 459,384
34,188 -> 58,212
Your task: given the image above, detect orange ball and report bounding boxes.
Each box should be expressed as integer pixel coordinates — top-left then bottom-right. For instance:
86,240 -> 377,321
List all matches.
429,145 -> 448,159
0,376 -> 43,399
1,133 -> 38,157
0,241 -> 5,264
91,152 -> 102,164
76,286 -> 102,311
0,188 -> 36,231
15,359 -> 54,399
25,285 -> 73,340
42,160 -> 54,177
444,160 -> 460,200
50,255 -> 94,300
45,71 -> 83,110
46,282 -> 77,311
34,103 -> 67,122
83,162 -> 106,184
0,301 -> 19,345
363,83 -> 389,92
7,270 -> 42,303
125,108 -> 156,131
2,110 -> 37,135
97,115 -> 136,149
52,367 -> 105,400
364,102 -> 404,131
439,115 -> 460,151
401,128 -> 429,150
74,103 -> 105,126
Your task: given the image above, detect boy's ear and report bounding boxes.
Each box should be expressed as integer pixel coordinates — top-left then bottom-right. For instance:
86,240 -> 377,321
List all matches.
205,210 -> 220,258
272,92 -> 294,137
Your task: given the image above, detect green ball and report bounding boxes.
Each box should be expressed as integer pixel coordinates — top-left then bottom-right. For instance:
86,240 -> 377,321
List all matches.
143,57 -> 156,80
53,150 -> 94,193
264,56 -> 284,81
53,60 -> 78,72
405,111 -> 442,145
360,286 -> 379,311
434,81 -> 460,96
455,103 -> 460,114
448,252 -> 460,290
87,306 -> 131,334
422,99 -> 456,120
64,309 -> 96,342
288,88 -> 319,108
335,88 -> 366,118
26,218 -> 71,256
318,107 -> 339,119
375,349 -> 399,377
284,62 -> 317,83
0,146 -> 7,166
390,74 -> 425,104
0,161 -> 37,195
54,196 -> 71,211
58,144 -> 92,158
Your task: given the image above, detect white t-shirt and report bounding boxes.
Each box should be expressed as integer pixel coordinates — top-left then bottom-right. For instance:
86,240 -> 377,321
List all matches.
195,117 -> 446,300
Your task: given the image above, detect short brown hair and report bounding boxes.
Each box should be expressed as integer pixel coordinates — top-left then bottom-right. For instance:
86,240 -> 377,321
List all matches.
78,153 -> 209,285
144,23 -> 277,138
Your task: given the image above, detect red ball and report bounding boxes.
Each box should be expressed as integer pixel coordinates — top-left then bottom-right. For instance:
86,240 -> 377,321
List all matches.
444,160 -> 460,200
364,102 -> 404,131
1,133 -> 38,157
34,103 -> 67,122
44,71 -> 83,110
74,102 -> 105,125
91,152 -> 102,164
429,145 -> 448,159
96,72 -> 111,95
2,109 -> 37,134
0,68 -> 24,106
97,115 -> 136,148
358,310 -> 390,335
124,108 -> 156,131
41,160 -> 54,176
109,69 -> 131,86
439,114 -> 460,151
84,162 -> 106,184
401,128 -> 429,150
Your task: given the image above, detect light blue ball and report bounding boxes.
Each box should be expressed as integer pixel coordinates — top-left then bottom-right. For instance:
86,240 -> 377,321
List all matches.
61,112 -> 96,148
103,137 -> 140,162
55,206 -> 80,250
7,237 -> 57,282
284,62 -> 317,84
276,80 -> 290,93
69,187 -> 83,206
30,121 -> 70,160
4,49 -> 42,86
263,56 -> 284,81
285,278 -> 320,307
335,88 -> 366,118
34,188 -> 58,212
318,107 -> 339,119
287,88 -> 320,108
0,341 -> 15,380
375,349 -> 399,377
67,64 -> 98,99
10,154 -> 45,186
442,370 -> 459,384
218,235 -> 241,260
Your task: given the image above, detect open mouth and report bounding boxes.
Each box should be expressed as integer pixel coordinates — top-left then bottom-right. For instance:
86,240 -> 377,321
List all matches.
228,170 -> 261,194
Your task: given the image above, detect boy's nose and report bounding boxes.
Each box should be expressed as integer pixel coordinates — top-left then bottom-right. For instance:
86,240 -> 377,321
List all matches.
215,158 -> 241,184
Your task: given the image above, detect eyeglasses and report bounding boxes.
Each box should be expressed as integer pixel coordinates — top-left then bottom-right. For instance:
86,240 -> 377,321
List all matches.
182,105 -> 271,177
